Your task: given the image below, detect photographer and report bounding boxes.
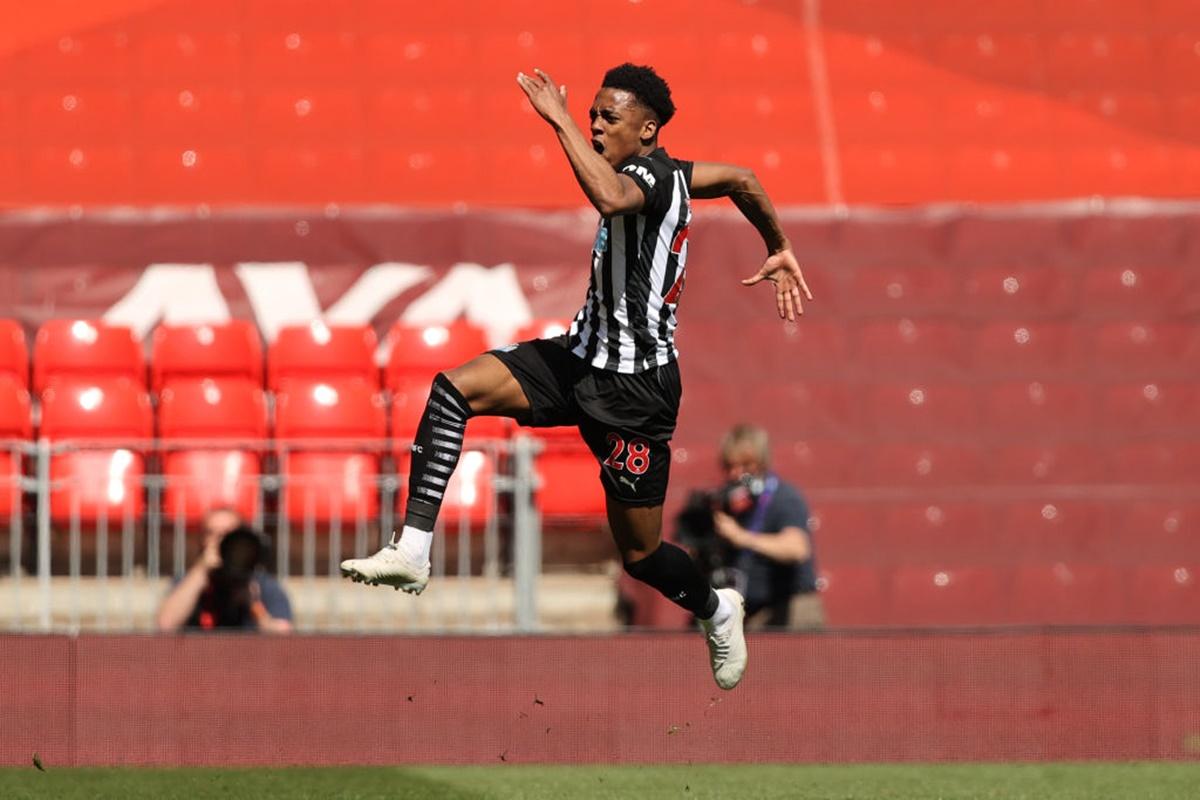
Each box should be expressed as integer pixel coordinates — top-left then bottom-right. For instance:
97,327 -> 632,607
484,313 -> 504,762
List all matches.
679,424 -> 823,629
156,508 -> 293,634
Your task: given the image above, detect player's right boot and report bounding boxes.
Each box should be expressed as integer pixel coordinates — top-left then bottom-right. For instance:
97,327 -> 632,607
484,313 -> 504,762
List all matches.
340,541 -> 430,595
699,588 -> 748,690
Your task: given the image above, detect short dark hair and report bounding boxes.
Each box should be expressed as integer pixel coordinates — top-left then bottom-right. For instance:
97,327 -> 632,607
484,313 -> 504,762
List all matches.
602,63 -> 675,126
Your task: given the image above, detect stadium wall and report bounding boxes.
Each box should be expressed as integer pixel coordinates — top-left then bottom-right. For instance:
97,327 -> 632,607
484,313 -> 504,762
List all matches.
3,630 -> 1200,766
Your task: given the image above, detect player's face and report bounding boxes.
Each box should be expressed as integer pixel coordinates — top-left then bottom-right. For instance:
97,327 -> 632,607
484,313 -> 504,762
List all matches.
589,88 -> 656,166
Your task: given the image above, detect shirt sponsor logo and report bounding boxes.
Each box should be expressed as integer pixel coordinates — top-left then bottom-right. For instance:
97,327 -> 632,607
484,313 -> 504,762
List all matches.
622,164 -> 657,188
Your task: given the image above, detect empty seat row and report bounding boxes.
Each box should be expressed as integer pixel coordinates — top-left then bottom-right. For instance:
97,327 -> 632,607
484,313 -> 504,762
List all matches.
0,318 -> 570,393
0,371 -> 601,526
820,563 -> 1200,626
811,500 -> 1200,566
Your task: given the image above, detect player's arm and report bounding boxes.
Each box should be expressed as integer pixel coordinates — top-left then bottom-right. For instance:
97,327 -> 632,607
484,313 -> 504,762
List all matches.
690,161 -> 813,321
516,69 -> 645,217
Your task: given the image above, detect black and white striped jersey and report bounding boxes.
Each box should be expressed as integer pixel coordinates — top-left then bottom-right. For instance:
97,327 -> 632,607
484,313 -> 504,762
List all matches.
567,148 -> 693,374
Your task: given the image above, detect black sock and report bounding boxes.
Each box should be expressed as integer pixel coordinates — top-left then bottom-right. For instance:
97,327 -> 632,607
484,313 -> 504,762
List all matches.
624,542 -> 720,619
404,373 -> 473,532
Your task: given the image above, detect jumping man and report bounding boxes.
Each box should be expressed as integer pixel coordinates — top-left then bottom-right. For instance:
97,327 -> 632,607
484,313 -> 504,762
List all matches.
341,64 -> 812,690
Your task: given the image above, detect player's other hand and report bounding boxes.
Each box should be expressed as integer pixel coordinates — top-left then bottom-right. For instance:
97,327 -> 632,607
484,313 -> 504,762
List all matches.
517,68 -> 569,128
741,248 -> 813,322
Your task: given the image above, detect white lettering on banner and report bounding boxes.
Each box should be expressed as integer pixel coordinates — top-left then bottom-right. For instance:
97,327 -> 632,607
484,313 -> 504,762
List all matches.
324,262 -> 431,326
105,260 -> 533,353
399,262 -> 532,350
622,164 -> 656,187
103,264 -> 230,338
234,262 -> 322,343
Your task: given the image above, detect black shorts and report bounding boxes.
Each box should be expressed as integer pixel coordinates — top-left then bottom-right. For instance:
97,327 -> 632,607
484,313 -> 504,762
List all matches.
490,335 -> 681,507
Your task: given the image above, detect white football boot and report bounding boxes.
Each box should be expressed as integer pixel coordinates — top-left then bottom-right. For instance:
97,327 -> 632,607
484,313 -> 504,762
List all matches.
699,588 -> 748,690
340,540 -> 430,595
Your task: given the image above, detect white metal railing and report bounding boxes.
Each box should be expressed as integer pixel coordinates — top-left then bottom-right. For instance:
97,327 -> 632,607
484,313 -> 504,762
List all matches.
0,436 -> 545,634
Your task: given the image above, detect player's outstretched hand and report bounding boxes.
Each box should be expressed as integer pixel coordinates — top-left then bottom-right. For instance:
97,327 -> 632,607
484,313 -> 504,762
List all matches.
741,249 -> 813,322
517,68 -> 569,128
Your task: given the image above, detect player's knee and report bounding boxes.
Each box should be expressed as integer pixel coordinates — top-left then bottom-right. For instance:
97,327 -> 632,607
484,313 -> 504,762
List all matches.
430,370 -> 476,417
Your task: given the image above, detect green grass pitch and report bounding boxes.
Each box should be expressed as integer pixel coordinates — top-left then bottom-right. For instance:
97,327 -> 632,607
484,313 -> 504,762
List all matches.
2,763 -> 1199,799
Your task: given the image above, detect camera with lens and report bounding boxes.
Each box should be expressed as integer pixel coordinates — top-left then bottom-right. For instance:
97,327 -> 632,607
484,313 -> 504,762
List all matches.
205,525 -> 270,628
675,474 -> 766,587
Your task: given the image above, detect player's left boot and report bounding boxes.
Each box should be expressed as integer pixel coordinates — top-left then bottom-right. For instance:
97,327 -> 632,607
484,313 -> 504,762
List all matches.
340,541 -> 430,595
699,588 -> 748,690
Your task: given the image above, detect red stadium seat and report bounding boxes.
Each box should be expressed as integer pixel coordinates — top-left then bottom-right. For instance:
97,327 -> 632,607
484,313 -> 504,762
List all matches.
1110,502 -> 1200,562
151,321 -> 264,390
1080,265 -> 1189,314
0,319 -> 28,387
889,566 -> 1011,626
268,322 -> 379,391
980,380 -> 1095,437
987,443 -> 1105,486
137,87 -> 246,143
998,501 -> 1108,562
1107,441 -> 1200,485
839,148 -> 948,204
1098,381 -> 1198,435
751,382 -> 861,439
880,502 -> 992,565
361,33 -> 478,84
775,438 -> 865,489
244,32 -> 362,82
0,376 -> 31,518
1091,321 -> 1200,378
971,322 -> 1084,378
736,321 -> 851,378
832,91 -> 935,147
39,378 -> 151,441
843,265 -> 960,315
863,443 -> 984,487
864,382 -> 979,438
250,89 -> 363,143
1011,564 -> 1128,625
256,146 -> 367,203
1042,33 -> 1153,91
1166,93 -> 1200,140
365,89 -> 475,146
804,502 -> 879,564
535,433 -> 606,519
275,378 -> 386,523
1128,565 -> 1200,625
33,320 -> 144,393
140,146 -> 252,203
40,378 -> 152,523
384,321 -> 488,392
817,565 -> 891,627
853,319 -> 968,376
961,265 -> 1076,317
937,88 -> 1050,148
26,89 -> 132,146
25,147 -> 137,205
159,378 -> 269,522
134,33 -> 241,83
935,33 -> 1042,84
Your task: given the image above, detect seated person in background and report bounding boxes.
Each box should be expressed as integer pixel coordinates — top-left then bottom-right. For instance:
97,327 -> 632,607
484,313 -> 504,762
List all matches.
711,424 -> 824,629
156,508 -> 293,634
